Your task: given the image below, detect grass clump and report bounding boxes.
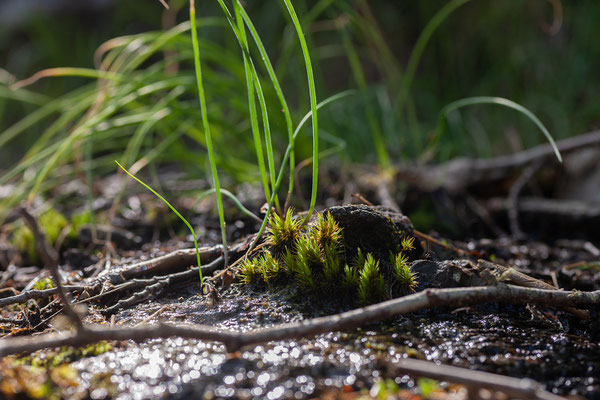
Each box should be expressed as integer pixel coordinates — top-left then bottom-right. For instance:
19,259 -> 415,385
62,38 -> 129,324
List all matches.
237,211 -> 419,307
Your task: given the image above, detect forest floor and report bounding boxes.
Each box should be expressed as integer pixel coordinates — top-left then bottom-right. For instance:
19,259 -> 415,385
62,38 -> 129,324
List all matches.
0,134 -> 599,399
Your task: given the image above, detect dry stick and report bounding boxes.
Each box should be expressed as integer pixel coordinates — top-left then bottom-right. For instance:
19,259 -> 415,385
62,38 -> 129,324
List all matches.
477,259 -> 590,320
0,285 -> 85,308
0,284 -> 598,357
100,256 -> 227,315
350,193 -> 374,206
390,358 -> 563,400
0,247 -> 224,309
103,245 -> 223,285
507,159 -> 543,238
413,229 -> 476,257
398,129 -> 600,193
19,208 -> 84,331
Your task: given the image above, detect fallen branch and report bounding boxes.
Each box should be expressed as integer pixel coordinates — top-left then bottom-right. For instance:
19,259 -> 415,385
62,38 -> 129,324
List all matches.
0,284 -> 597,357
397,129 -> 600,193
389,358 -> 563,400
102,245 -> 224,285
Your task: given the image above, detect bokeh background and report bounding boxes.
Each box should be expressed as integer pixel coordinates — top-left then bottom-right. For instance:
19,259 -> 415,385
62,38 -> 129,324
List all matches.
1,0 -> 598,199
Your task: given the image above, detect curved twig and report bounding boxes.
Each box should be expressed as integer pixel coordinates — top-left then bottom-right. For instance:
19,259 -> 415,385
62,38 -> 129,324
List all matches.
0,284 -> 597,357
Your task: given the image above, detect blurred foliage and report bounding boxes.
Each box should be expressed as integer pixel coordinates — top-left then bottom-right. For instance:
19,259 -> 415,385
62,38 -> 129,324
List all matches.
0,0 -> 598,214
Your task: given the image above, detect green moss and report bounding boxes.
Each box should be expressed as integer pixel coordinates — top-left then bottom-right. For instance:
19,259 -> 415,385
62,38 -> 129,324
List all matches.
16,342 -> 112,369
391,252 -> 418,294
238,257 -> 262,285
32,277 -> 55,291
266,208 -> 301,255
238,210 -> 418,306
401,236 -> 415,252
357,254 -> 385,305
311,212 -> 342,250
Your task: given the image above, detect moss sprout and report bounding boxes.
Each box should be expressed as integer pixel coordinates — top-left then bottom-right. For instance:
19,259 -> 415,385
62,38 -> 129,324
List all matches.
401,236 -> 415,252
259,251 -> 281,284
357,254 -> 385,305
392,252 -> 418,293
312,212 -> 342,250
323,244 -> 341,284
238,257 -> 262,285
266,208 -> 301,255
341,264 -> 359,294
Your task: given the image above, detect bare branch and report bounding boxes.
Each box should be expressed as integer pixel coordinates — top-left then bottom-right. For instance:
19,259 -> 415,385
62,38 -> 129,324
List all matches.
1,284 -> 598,357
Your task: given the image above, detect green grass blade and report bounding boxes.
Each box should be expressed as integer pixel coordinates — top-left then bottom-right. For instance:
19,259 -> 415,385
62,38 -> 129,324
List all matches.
282,0 -> 319,223
216,0 -> 280,211
397,0 -> 472,150
11,68 -> 122,90
234,3 -> 271,203
234,1 -> 296,206
250,90 -> 354,251
116,161 -> 203,284
193,188 -> 261,223
341,28 -> 390,169
437,96 -> 562,162
190,0 -> 228,267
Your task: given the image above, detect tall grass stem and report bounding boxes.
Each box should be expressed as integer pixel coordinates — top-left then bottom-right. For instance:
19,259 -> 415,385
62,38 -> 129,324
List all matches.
190,0 -> 228,267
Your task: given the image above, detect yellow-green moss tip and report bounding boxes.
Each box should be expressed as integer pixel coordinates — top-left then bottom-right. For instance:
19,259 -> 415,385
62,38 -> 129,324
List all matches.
358,254 -> 385,305
312,212 -> 342,250
266,208 -> 302,254
401,236 -> 415,252
392,252 -> 418,293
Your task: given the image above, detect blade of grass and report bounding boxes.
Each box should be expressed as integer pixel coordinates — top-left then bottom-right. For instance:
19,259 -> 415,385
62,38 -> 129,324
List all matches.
233,1 -> 296,209
234,3 -> 271,203
11,68 -> 122,90
192,188 -> 261,223
249,90 -> 354,251
436,96 -> 562,162
215,0 -> 281,212
116,161 -> 203,284
282,0 -> 319,223
190,0 -> 228,267
340,27 -> 390,169
396,0 -> 472,151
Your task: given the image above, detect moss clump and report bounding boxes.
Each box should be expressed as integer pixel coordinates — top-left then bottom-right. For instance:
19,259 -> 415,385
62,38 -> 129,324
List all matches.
357,254 -> 385,305
11,208 -> 69,263
14,342 -> 112,369
237,209 -> 419,306
266,208 -> 301,255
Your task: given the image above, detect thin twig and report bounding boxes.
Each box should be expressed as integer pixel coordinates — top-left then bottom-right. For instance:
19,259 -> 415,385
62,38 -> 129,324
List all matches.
0,284 -> 598,357
19,207 -> 84,331
0,285 -> 85,308
413,229 -> 476,257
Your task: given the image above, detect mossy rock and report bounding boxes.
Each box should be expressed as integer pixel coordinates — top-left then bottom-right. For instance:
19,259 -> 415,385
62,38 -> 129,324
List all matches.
240,205 -> 422,306
325,204 -> 420,263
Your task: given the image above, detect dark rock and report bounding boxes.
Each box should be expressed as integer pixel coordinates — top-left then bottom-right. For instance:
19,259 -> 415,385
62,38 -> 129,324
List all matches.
325,205 -> 418,261
411,259 -> 486,290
